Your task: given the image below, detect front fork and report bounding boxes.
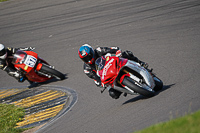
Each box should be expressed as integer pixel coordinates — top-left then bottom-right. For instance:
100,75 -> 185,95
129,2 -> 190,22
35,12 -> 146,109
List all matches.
118,69 -> 143,86
116,69 -> 142,95
35,62 -> 54,78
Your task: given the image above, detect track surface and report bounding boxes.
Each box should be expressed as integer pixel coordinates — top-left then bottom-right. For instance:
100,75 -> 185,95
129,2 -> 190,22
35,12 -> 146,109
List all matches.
0,0 -> 200,133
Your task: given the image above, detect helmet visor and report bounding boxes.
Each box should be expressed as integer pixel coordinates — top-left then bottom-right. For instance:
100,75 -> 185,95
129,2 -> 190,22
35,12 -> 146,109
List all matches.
81,52 -> 94,63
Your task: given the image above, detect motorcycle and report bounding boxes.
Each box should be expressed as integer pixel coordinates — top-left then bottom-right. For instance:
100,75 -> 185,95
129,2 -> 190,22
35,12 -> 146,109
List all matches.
10,50 -> 65,83
95,53 -> 163,98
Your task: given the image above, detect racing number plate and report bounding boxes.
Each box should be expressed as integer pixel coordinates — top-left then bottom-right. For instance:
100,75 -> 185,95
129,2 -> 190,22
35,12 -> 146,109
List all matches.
24,55 -> 37,68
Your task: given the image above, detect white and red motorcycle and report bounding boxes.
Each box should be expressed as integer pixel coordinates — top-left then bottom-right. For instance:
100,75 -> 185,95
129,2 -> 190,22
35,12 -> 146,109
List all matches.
10,50 -> 65,83
95,54 -> 163,98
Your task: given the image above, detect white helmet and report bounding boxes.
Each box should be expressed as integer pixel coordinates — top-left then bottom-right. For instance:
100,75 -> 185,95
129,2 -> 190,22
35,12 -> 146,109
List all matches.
0,44 -> 7,59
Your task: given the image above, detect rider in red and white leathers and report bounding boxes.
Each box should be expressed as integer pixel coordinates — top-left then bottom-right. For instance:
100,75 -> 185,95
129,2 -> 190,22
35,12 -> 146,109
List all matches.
78,44 -> 148,99
0,43 -> 34,82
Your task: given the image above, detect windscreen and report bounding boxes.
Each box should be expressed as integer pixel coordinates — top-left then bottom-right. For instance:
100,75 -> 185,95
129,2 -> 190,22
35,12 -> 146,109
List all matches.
95,56 -> 106,71
12,50 -> 27,64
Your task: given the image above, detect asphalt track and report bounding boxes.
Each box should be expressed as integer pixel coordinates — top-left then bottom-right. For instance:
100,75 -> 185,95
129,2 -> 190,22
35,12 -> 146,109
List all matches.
0,0 -> 200,133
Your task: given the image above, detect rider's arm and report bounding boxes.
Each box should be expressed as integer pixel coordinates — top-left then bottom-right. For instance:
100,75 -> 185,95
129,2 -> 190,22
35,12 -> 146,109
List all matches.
0,60 -> 23,81
0,59 -> 20,77
0,58 -> 13,73
1,64 -> 25,82
6,47 -> 17,54
83,63 -> 102,87
83,63 -> 100,79
0,48 -> 25,82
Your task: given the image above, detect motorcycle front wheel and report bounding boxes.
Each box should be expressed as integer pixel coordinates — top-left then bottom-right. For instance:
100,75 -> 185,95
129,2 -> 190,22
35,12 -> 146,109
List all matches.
153,76 -> 163,91
122,77 -> 155,97
40,64 -> 65,80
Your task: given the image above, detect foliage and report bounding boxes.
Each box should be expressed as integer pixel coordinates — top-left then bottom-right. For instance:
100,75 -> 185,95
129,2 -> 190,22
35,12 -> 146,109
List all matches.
0,104 -> 26,133
135,110 -> 200,133
0,0 -> 8,2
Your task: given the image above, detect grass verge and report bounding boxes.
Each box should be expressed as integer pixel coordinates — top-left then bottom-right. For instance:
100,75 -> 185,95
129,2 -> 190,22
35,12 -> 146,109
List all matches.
0,0 -> 8,2
0,103 -> 26,133
135,110 -> 200,133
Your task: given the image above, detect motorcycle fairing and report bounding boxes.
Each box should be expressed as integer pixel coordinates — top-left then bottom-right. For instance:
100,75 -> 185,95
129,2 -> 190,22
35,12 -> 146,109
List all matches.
113,60 -> 155,94
25,69 -> 50,82
13,50 -> 51,82
126,60 -> 155,88
97,56 -> 128,86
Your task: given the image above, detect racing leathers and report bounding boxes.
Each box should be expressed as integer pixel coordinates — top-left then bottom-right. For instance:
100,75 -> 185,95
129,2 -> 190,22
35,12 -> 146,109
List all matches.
82,46 -> 146,99
0,47 -> 34,82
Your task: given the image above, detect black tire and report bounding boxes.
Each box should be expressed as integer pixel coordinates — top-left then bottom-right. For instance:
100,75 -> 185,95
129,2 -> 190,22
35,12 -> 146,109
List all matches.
153,76 -> 163,91
122,77 -> 155,97
40,64 -> 65,80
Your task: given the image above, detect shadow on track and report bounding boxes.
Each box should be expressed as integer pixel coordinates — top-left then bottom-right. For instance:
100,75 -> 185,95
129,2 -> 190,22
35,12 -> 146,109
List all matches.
123,84 -> 175,105
28,73 -> 68,88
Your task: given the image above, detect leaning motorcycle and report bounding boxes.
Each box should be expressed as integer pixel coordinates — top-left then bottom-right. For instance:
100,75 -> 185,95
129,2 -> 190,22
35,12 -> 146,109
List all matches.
11,50 -> 65,83
95,54 -> 163,98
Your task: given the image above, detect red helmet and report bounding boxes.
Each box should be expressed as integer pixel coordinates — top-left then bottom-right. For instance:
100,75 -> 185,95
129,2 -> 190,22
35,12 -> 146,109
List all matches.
78,44 -> 95,64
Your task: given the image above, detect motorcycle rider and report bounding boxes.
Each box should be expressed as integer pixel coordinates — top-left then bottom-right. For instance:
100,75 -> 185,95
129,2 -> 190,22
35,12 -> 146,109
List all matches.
0,43 -> 34,82
78,44 -> 148,99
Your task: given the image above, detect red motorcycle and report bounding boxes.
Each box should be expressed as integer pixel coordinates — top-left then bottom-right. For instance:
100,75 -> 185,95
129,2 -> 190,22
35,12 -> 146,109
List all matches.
11,50 -> 65,83
95,54 -> 163,98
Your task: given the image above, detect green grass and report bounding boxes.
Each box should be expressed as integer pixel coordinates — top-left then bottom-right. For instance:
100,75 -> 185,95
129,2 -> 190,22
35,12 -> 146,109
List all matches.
1,102 -> 199,133
135,110 -> 200,133
0,0 -> 8,2
0,104 -> 26,133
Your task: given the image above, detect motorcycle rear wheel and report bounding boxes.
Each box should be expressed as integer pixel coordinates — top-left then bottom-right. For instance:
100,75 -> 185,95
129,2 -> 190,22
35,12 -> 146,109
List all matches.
122,77 -> 155,97
40,64 -> 65,80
